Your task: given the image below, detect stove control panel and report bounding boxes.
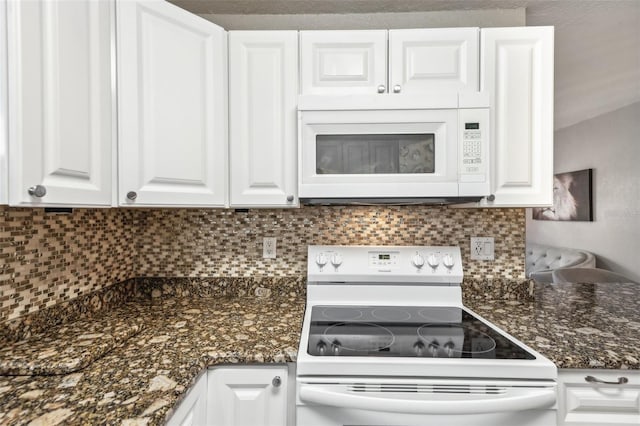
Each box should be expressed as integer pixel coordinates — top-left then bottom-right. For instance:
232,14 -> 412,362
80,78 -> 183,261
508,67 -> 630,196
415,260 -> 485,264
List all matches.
308,245 -> 463,284
369,251 -> 400,268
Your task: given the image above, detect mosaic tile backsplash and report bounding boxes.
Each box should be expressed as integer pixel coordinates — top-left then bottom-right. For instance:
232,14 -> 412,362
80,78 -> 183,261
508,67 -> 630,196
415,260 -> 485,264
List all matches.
0,207 -> 137,322
1,205 -> 526,323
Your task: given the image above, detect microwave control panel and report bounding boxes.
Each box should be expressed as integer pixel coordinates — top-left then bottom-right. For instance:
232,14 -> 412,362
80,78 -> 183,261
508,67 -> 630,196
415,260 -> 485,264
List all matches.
458,108 -> 489,178
462,123 -> 482,170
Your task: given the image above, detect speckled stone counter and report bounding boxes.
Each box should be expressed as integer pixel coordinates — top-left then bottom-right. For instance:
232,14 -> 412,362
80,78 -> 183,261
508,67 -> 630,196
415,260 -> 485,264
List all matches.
1,280 -> 639,425
0,295 -> 304,425
464,281 -> 640,369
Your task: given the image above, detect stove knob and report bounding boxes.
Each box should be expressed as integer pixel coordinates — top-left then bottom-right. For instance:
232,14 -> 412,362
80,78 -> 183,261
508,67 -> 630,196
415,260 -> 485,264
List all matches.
411,253 -> 425,269
444,341 -> 455,357
428,340 -> 439,357
413,341 -> 425,356
331,340 -> 341,356
315,253 -> 328,270
330,253 -> 343,269
316,341 -> 327,355
427,254 -> 440,269
443,253 -> 455,270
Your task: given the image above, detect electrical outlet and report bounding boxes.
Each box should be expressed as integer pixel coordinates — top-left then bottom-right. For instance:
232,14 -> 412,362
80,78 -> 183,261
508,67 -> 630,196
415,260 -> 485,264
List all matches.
263,237 -> 276,259
470,237 -> 494,260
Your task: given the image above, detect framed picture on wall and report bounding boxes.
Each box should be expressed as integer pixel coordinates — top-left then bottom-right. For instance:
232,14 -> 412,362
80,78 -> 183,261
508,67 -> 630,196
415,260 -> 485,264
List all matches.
532,168 -> 593,221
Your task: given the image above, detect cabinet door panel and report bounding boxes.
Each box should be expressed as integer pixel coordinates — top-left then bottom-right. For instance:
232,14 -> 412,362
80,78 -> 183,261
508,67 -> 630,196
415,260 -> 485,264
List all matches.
208,367 -> 288,426
300,30 -> 387,95
389,28 -> 479,94
117,0 -> 227,207
480,26 -> 554,206
229,31 -> 298,207
558,369 -> 640,425
0,0 -> 8,205
8,0 -> 113,206
166,373 -> 207,426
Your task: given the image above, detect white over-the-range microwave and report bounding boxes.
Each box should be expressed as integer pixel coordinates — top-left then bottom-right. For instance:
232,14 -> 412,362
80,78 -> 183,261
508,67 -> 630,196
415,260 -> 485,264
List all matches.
298,92 -> 490,204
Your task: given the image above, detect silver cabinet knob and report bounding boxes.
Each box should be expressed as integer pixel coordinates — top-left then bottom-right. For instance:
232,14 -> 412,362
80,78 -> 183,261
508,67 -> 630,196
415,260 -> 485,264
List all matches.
28,185 -> 47,198
377,85 -> 386,94
126,191 -> 137,201
393,84 -> 402,93
486,194 -> 496,202
272,376 -> 282,387
286,195 -> 294,202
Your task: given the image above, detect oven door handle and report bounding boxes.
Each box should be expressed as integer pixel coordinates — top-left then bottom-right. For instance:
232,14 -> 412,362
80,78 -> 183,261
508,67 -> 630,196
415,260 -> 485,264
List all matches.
298,385 -> 556,415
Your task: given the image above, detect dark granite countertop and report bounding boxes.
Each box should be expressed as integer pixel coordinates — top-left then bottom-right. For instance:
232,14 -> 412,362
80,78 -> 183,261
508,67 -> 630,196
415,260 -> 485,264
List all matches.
464,281 -> 640,370
0,295 -> 304,425
0,281 -> 639,425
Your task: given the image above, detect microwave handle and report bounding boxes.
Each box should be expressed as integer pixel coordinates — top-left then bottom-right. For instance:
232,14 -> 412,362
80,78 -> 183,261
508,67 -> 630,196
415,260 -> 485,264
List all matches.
298,384 -> 556,415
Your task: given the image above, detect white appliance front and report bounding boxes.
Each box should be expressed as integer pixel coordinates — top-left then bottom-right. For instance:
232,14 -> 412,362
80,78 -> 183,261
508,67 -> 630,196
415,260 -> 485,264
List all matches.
297,377 -> 556,426
296,245 -> 557,426
298,104 -> 490,200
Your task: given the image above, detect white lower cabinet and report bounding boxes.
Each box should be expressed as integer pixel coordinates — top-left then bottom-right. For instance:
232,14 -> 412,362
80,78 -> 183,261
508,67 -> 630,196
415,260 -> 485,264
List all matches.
167,372 -> 208,426
558,369 -> 640,425
167,365 -> 290,426
208,365 -> 289,426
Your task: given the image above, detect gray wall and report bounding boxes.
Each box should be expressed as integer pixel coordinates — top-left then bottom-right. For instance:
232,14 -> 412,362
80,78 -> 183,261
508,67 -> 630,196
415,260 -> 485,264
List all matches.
526,102 -> 640,282
526,1 -> 640,282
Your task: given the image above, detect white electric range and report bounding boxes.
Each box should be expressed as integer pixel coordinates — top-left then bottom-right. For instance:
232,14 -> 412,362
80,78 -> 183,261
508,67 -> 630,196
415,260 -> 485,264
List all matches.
296,245 -> 557,426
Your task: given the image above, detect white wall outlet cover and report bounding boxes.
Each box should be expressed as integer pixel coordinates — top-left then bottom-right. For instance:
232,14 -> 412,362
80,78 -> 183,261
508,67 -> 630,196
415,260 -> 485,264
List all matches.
263,237 -> 277,259
470,237 -> 495,260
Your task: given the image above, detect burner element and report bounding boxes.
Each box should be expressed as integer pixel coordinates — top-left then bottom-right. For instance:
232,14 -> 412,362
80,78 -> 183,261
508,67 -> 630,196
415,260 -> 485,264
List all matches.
321,307 -> 363,321
322,322 -> 395,353
371,308 -> 411,322
418,307 -> 462,323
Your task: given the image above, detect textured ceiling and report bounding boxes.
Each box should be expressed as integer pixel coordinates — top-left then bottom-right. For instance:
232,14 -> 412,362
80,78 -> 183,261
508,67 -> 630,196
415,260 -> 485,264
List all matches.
168,0 -> 533,15
169,0 -> 640,130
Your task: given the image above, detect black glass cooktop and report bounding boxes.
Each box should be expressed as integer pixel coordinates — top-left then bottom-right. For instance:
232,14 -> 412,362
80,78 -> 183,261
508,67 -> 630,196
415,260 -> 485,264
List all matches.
307,305 -> 536,359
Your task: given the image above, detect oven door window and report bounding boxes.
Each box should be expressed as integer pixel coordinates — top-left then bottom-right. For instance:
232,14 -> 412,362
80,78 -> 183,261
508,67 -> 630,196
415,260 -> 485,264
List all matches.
316,134 -> 435,175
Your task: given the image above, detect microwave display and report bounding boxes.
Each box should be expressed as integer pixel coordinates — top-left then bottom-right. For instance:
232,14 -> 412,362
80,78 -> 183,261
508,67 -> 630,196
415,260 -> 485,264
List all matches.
316,134 -> 435,175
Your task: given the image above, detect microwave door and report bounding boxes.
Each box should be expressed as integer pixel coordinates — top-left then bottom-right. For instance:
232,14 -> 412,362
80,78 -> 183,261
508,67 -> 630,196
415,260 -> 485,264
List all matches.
299,109 -> 459,199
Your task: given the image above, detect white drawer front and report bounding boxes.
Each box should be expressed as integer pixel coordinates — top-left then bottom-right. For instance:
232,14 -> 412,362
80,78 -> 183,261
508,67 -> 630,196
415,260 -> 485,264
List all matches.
559,370 -> 640,425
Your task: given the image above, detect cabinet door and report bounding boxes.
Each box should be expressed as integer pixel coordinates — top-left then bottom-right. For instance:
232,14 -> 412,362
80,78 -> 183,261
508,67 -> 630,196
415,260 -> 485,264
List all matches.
389,28 -> 479,94
208,366 -> 288,426
0,0 -> 8,205
480,26 -> 554,207
229,31 -> 298,207
117,0 -> 227,207
300,30 -> 387,95
558,369 -> 640,425
7,0 -> 114,207
166,373 -> 207,426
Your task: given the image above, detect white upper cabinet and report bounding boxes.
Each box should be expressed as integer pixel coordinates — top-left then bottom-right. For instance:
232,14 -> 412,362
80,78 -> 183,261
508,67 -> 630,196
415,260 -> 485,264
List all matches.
300,30 -> 387,95
117,0 -> 227,207
0,0 -> 8,205
7,0 -> 114,207
300,28 -> 479,96
389,28 -> 479,94
229,31 -> 299,207
480,26 -> 554,207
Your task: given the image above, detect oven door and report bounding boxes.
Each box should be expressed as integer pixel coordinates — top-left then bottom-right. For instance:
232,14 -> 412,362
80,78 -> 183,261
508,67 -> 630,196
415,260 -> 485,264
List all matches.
297,377 -> 557,426
298,109 -> 459,199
